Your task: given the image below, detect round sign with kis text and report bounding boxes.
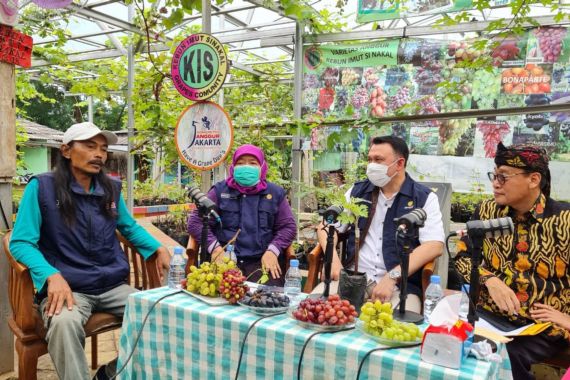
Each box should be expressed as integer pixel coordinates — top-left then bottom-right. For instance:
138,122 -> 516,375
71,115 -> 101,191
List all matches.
175,101 -> 233,170
171,33 -> 228,101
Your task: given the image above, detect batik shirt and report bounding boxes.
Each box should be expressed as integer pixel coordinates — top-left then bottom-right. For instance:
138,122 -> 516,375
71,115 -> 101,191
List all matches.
455,194 -> 570,338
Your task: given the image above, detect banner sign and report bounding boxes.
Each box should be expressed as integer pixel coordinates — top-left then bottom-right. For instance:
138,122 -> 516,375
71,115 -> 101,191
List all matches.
357,0 -> 510,22
175,101 -> 233,170
171,33 -> 228,101
0,25 -> 33,67
0,0 -> 18,26
302,27 -> 570,161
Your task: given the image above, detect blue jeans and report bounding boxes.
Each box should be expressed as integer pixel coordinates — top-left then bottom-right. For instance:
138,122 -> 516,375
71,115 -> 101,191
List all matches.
39,284 -> 137,380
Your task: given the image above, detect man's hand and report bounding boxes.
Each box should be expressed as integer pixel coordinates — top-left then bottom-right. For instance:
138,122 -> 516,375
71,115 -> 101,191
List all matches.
211,247 -> 225,263
322,252 -> 343,281
485,277 -> 521,315
530,303 -> 570,331
261,251 -> 281,279
155,247 -> 171,284
370,275 -> 397,303
45,273 -> 74,317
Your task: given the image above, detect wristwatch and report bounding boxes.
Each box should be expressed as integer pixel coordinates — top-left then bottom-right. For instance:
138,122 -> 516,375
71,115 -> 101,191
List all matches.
388,268 -> 401,282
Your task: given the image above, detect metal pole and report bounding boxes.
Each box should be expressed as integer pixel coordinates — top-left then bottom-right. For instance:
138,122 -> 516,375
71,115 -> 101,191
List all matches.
291,21 -> 303,216
200,0 -> 212,192
126,3 -> 135,213
88,95 -> 93,123
0,60 -> 16,374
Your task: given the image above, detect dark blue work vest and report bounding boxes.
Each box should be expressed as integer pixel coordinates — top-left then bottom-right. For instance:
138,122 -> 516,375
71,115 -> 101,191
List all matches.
36,173 -> 128,297
213,182 -> 285,258
346,174 -> 431,297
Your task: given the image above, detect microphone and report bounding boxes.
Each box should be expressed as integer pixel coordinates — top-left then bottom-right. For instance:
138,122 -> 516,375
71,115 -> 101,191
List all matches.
395,208 -> 427,232
323,205 -> 343,225
187,187 -> 221,223
448,217 -> 514,239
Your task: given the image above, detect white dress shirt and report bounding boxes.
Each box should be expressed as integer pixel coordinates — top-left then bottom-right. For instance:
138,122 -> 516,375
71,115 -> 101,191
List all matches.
339,186 -> 444,282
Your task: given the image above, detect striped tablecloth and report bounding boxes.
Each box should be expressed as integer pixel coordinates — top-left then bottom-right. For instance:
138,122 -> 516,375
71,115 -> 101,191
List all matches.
117,287 -> 512,380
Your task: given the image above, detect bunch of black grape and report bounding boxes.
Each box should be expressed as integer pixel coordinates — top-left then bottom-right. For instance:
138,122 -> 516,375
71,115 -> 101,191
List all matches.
240,289 -> 290,308
524,113 -> 549,131
336,88 -> 349,110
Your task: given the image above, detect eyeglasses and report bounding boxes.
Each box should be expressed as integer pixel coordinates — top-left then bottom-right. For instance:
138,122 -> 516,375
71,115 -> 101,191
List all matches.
487,171 -> 527,185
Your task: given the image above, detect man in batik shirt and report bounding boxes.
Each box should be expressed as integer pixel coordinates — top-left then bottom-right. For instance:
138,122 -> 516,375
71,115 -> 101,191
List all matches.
455,142 -> 569,380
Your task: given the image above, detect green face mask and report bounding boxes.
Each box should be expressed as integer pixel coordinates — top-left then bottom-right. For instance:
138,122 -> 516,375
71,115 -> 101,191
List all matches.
233,165 -> 261,187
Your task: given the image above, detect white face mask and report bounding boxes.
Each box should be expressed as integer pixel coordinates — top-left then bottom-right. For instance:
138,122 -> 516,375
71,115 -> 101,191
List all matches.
366,161 -> 399,187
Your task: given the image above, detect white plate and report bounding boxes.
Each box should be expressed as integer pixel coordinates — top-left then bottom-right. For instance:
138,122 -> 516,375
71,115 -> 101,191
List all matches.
182,289 -> 229,306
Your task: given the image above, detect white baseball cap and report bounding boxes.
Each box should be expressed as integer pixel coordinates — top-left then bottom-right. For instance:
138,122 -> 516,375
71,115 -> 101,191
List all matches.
62,122 -> 118,145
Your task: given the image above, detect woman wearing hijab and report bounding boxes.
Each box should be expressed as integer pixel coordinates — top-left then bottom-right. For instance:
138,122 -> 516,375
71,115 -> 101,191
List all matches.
187,144 -> 297,286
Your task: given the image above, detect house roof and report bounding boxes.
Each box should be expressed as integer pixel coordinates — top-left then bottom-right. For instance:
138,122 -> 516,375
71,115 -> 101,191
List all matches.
19,119 -> 127,152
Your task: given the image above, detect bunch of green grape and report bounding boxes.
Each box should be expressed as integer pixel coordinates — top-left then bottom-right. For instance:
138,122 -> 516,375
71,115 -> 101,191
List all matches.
359,301 -> 423,342
186,258 -> 237,297
472,69 -> 501,110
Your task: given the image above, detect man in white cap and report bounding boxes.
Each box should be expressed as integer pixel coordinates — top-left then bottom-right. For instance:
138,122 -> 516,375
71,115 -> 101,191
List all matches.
10,122 -> 171,380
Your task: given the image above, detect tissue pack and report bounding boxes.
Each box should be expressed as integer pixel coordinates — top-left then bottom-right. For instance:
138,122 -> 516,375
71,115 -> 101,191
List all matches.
421,320 -> 474,369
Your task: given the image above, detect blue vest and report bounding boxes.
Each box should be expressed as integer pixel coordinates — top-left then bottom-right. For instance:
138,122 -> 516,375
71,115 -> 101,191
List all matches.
36,173 -> 129,297
213,182 -> 285,258
346,174 -> 431,297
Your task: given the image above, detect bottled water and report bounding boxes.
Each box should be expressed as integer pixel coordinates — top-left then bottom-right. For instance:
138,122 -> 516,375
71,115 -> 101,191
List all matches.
284,259 -> 302,305
168,246 -> 187,289
423,275 -> 444,325
458,284 -> 471,322
224,244 -> 237,262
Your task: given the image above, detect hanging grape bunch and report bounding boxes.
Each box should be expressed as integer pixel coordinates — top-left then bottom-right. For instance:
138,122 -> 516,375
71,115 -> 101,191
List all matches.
491,39 -> 521,67
421,42 -> 442,65
388,87 -> 411,112
321,67 -> 339,88
351,86 -> 370,109
533,27 -> 567,63
303,73 -> 320,89
524,113 -> 549,131
363,67 -> 380,88
477,121 -> 511,157
448,41 -> 482,63
318,87 -> 335,111
440,119 -> 472,155
415,62 -> 443,95
472,69 -> 501,109
401,40 -> 420,64
552,68 -> 564,84
341,68 -> 360,86
369,86 -> 387,117
336,88 -> 349,110
418,96 -> 440,115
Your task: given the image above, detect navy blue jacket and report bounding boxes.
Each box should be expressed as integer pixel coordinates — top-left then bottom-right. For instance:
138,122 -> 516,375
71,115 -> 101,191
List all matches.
213,181 -> 286,258
36,173 -> 129,297
346,174 -> 431,297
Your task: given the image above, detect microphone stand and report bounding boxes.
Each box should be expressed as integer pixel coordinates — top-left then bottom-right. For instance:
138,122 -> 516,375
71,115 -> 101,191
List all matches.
198,205 -> 211,265
323,223 -> 336,298
467,234 -> 484,326
394,226 -> 424,324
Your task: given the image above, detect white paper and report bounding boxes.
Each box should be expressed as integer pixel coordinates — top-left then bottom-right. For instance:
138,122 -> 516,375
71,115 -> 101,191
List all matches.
476,317 -> 535,336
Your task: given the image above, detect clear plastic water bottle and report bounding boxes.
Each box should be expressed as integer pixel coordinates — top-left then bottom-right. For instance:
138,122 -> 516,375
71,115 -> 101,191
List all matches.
424,275 -> 444,325
224,244 -> 237,262
168,246 -> 187,289
458,284 -> 471,322
284,259 -> 302,305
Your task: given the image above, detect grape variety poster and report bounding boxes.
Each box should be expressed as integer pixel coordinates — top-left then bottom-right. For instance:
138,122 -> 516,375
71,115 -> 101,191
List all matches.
302,27 -> 570,161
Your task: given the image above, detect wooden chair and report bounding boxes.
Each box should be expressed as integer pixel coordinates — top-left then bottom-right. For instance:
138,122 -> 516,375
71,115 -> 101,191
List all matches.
303,237 -> 436,299
2,230 -> 162,380
185,235 -> 297,272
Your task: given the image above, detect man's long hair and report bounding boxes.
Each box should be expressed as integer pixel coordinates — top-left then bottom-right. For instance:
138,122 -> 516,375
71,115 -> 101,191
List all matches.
54,144 -> 117,226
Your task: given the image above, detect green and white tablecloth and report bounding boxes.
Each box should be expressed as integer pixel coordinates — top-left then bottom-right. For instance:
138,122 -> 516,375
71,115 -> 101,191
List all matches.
117,287 -> 512,380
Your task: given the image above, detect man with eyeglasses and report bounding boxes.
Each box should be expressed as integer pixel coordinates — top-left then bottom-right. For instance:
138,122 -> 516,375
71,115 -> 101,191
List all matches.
454,142 -> 569,380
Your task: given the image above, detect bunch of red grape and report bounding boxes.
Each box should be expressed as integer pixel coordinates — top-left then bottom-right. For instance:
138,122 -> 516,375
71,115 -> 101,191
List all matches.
218,268 -> 248,304
388,87 -> 411,111
477,122 -> 510,158
534,27 -> 567,63
292,294 -> 357,326
418,96 -> 440,114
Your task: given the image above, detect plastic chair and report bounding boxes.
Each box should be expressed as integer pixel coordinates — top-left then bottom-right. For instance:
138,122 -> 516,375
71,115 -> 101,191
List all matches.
2,230 -> 162,380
